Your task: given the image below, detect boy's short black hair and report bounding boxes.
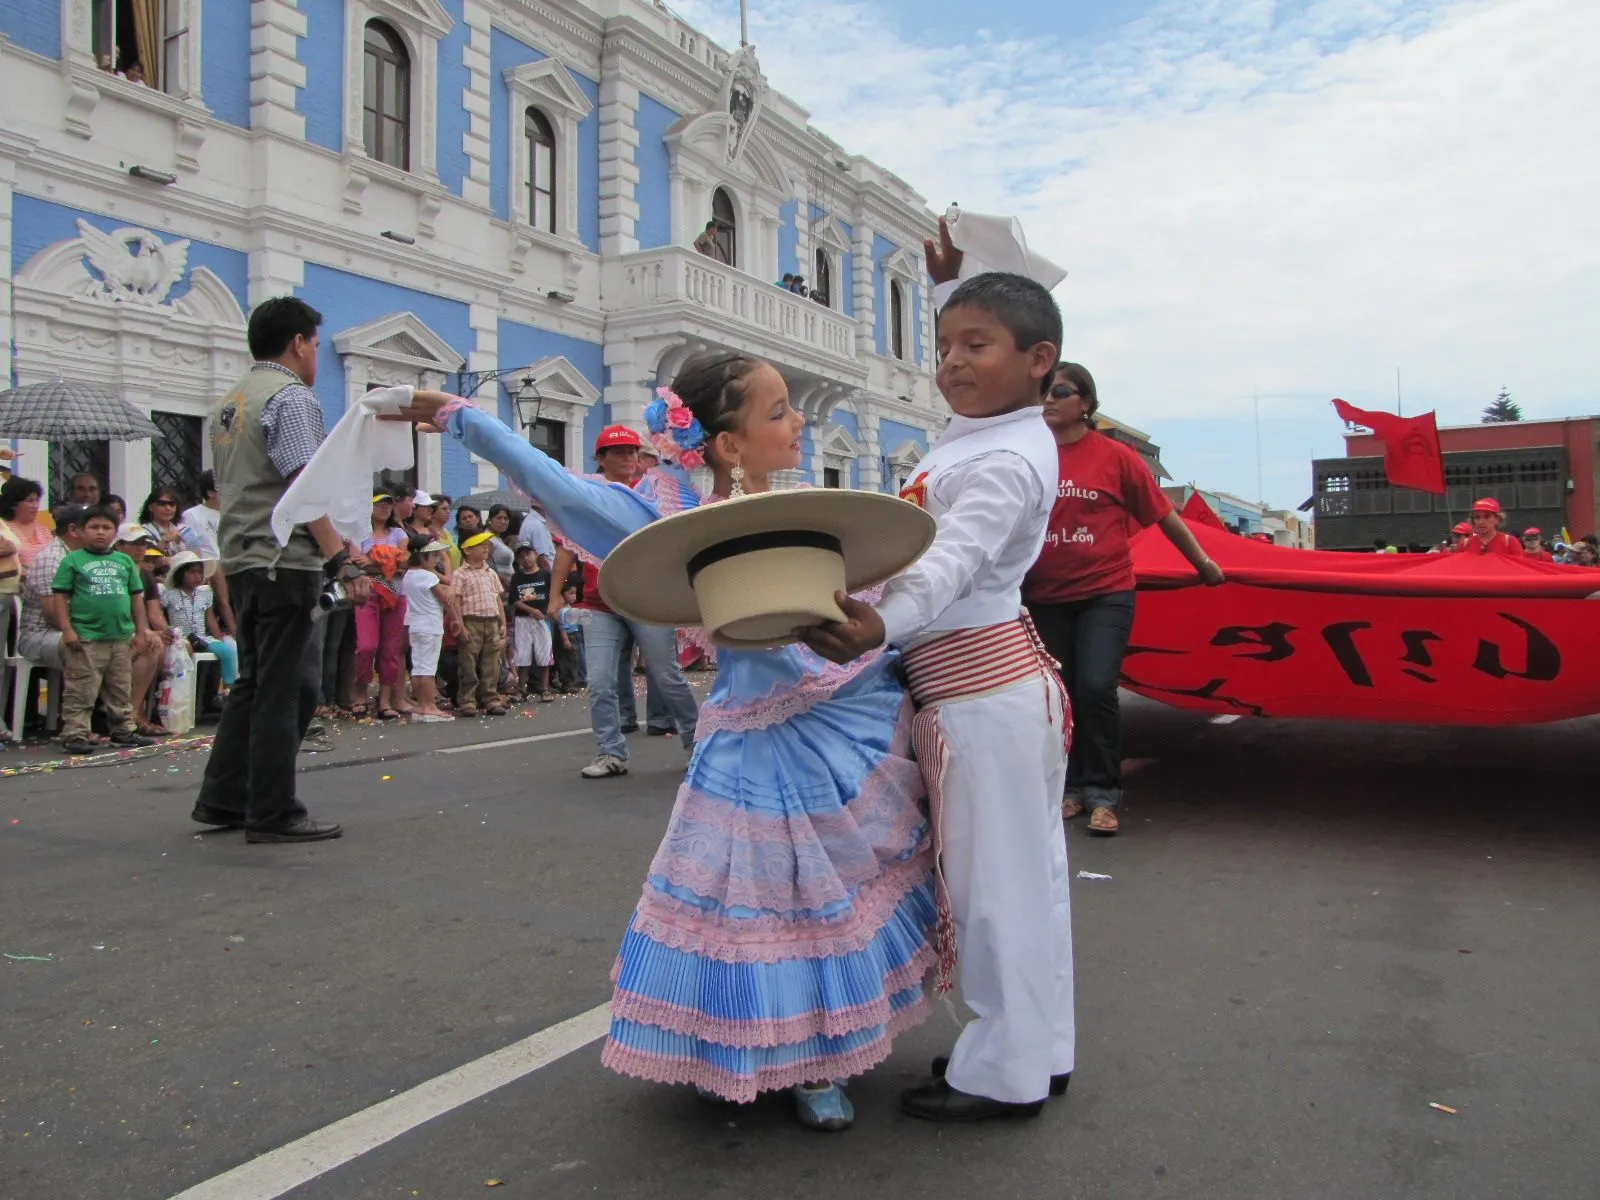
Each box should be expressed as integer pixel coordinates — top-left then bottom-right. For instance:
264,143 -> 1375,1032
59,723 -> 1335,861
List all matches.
248,296 -> 323,361
81,505 -> 116,527
941,272 -> 1063,395
514,543 -> 538,558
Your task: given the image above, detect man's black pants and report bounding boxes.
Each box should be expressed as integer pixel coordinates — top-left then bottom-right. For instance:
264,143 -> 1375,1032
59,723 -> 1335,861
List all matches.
196,568 -> 320,831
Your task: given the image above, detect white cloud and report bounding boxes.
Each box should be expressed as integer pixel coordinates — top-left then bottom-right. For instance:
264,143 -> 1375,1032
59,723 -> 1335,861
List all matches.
669,0 -> 1600,506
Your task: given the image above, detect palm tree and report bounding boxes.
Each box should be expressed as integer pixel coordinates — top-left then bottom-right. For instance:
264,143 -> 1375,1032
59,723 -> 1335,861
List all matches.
1482,388 -> 1522,423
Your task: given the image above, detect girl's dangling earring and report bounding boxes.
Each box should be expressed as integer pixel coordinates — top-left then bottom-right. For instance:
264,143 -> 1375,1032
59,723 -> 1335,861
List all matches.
730,464 -> 746,498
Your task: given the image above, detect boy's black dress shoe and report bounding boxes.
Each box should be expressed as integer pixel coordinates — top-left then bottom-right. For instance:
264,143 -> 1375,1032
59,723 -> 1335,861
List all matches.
930,1055 -> 1071,1097
246,818 -> 343,843
900,1078 -> 1044,1122
191,805 -> 245,830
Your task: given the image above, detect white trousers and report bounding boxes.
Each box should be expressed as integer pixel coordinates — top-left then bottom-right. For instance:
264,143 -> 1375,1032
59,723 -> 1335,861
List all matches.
936,674 -> 1074,1104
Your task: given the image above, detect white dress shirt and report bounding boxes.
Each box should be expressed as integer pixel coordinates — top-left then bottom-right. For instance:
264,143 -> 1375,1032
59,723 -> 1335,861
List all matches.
876,451 -> 1045,648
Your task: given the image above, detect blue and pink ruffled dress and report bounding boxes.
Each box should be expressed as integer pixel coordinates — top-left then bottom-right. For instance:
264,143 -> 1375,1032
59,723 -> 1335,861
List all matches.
443,404 -> 937,1102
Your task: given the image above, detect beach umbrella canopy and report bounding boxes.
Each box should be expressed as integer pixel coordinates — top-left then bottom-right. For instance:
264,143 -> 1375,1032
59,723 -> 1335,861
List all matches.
454,489 -> 528,513
0,379 -> 160,441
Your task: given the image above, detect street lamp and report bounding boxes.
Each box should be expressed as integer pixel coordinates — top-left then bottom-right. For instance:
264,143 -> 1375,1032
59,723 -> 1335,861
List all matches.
448,366 -> 546,430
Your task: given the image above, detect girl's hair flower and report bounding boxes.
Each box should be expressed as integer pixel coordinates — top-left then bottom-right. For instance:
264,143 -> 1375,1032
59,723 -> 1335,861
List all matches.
676,447 -> 705,470
667,405 -> 693,430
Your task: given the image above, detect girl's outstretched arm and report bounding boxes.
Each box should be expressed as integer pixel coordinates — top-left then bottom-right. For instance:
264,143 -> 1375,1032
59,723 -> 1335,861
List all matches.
400,391 -> 657,559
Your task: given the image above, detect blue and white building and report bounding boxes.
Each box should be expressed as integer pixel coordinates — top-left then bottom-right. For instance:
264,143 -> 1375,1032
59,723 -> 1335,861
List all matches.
0,0 -> 945,505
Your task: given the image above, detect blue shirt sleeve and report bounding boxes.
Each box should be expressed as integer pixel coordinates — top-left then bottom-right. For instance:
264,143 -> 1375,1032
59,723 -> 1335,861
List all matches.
447,405 -> 659,558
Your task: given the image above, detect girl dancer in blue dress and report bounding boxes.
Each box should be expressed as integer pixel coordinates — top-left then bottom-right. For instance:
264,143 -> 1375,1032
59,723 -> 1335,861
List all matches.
399,351 -> 936,1131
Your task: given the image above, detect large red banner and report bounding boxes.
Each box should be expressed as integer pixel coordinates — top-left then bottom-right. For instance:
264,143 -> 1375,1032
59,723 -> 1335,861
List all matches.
1128,522 -> 1600,725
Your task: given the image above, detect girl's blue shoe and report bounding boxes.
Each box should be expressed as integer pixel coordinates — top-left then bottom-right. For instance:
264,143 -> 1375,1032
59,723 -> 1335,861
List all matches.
792,1082 -> 854,1132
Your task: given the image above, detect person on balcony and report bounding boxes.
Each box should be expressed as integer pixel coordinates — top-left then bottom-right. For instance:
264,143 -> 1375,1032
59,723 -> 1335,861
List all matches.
693,220 -> 728,264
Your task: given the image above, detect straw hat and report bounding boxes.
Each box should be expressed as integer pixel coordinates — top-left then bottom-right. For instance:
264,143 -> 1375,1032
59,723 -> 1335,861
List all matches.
600,490 -> 936,649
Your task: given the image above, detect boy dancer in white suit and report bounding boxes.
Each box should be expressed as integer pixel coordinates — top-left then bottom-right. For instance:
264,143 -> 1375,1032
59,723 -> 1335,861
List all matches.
801,268 -> 1074,1122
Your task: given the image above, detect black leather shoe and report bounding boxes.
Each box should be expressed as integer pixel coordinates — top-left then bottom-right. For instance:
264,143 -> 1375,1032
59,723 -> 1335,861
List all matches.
110,731 -> 158,747
620,723 -> 641,734
191,805 -> 245,830
246,818 -> 343,844
900,1077 -> 1044,1122
931,1055 -> 1070,1097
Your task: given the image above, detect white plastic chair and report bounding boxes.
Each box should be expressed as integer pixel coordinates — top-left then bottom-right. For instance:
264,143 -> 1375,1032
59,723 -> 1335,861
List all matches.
5,596 -> 62,737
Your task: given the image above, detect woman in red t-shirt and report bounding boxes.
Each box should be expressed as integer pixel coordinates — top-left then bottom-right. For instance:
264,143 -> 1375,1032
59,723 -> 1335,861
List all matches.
1024,364 -> 1225,836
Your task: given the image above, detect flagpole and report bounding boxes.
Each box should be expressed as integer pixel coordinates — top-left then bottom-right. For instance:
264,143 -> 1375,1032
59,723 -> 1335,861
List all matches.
739,0 -> 748,46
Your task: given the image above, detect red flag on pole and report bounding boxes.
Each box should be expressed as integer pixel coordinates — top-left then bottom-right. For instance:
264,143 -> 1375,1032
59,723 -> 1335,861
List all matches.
1180,491 -> 1228,530
1331,398 -> 1446,495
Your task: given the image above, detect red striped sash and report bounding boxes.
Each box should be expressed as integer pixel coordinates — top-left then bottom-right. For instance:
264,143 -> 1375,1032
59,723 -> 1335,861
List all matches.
902,617 -> 1057,707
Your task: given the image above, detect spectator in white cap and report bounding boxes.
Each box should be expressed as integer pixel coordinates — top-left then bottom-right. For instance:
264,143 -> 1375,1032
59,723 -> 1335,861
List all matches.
401,532 -> 459,722
113,522 -> 171,737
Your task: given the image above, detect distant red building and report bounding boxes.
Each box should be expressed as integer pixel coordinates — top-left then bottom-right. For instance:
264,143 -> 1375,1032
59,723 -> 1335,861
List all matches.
1311,417 -> 1600,549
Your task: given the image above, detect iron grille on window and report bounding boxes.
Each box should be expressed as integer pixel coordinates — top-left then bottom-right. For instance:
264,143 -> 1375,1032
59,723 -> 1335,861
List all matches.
50,440 -> 110,505
150,411 -> 204,500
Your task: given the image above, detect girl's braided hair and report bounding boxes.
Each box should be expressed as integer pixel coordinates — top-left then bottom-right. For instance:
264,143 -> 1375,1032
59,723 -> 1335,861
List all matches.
668,352 -> 765,460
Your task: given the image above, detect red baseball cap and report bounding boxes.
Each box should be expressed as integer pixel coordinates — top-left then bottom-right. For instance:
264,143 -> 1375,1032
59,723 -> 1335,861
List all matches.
1452,522 -> 1471,535
1523,527 -> 1542,537
1469,497 -> 1502,515
594,424 -> 642,454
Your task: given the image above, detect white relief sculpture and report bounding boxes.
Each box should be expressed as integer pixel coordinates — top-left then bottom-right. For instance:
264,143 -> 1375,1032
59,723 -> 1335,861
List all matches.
74,219 -> 191,305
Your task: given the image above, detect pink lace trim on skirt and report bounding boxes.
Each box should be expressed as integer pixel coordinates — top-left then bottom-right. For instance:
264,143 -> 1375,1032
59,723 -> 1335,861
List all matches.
608,948 -> 935,1049
627,849 -> 934,965
645,754 -> 929,915
695,653 -> 896,738
601,992 -> 934,1104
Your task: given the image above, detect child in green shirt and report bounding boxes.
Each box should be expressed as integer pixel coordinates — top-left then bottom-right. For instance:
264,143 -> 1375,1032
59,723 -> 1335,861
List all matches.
50,508 -> 159,754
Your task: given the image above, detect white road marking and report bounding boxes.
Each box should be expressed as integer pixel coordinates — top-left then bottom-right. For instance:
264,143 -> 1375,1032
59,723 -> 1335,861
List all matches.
168,1003 -> 612,1200
436,728 -> 591,754
1210,714 -> 1242,725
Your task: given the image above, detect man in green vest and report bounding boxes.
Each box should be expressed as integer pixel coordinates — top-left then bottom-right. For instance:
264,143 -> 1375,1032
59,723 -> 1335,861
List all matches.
190,297 -> 369,843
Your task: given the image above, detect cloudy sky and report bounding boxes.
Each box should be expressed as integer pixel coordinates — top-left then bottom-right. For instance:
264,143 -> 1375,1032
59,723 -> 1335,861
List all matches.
671,0 -> 1600,510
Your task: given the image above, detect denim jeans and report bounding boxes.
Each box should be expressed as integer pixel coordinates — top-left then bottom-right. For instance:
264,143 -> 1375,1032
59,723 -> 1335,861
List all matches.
616,656 -> 674,732
1028,590 -> 1136,810
198,568 -> 321,831
582,610 -> 699,759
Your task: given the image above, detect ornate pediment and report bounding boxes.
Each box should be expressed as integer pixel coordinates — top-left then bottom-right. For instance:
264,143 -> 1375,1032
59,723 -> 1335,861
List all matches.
368,0 -> 452,38
519,355 -> 601,407
16,218 -> 244,326
881,245 -> 921,283
886,439 -> 925,468
811,214 -> 852,255
503,58 -> 593,120
816,421 -> 862,460
718,45 -> 769,166
333,312 -> 465,373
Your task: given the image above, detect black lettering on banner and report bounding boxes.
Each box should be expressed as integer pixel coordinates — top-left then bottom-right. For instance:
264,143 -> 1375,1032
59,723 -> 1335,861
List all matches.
1322,621 -> 1375,687
1398,630 -> 1445,684
1473,613 -> 1560,682
1211,622 -> 1297,662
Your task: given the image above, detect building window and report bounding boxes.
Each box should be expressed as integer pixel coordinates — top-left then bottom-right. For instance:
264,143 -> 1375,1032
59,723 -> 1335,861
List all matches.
363,20 -> 411,171
712,188 -> 738,268
889,281 -> 906,360
530,417 -> 566,466
150,411 -> 203,496
822,466 -> 841,489
812,248 -> 832,308
525,108 -> 556,233
91,0 -> 192,95
51,441 -> 111,506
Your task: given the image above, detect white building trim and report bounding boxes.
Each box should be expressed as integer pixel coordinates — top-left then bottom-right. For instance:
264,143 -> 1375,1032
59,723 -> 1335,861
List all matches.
884,438 -> 924,493
343,0 -> 454,183
815,419 -> 861,487
332,311 -> 465,492
514,353 -> 602,468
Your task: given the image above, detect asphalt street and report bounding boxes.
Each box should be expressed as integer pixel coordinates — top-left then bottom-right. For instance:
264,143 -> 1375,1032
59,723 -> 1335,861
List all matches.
4,691 -> 1598,1200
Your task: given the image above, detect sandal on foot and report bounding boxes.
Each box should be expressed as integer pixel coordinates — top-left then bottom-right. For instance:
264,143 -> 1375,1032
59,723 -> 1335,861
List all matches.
1062,798 -> 1085,820
792,1083 -> 853,1132
377,708 -> 400,721
1087,806 -> 1120,835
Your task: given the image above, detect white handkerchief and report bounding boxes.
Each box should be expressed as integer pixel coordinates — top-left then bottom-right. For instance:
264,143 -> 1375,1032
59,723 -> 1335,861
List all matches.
270,385 -> 417,547
945,207 -> 1067,291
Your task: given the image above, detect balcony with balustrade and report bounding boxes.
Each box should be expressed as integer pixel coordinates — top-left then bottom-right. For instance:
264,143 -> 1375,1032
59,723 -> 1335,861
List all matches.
600,245 -> 865,388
